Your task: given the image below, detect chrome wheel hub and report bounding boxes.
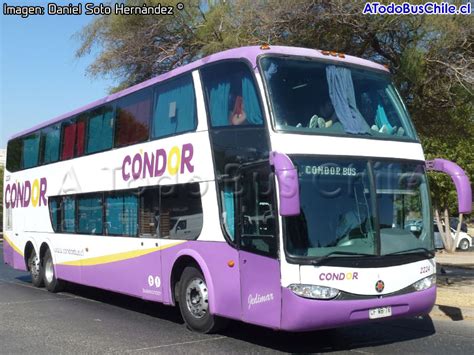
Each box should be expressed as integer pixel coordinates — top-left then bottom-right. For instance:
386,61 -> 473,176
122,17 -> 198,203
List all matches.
44,258 -> 54,284
30,255 -> 40,279
185,278 -> 209,319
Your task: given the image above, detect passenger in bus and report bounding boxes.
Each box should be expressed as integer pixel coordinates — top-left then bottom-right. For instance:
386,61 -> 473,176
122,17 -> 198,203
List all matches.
308,100 -> 341,130
230,95 -> 247,125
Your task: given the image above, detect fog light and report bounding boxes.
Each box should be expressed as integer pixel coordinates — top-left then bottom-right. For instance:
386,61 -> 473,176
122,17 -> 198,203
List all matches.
288,284 -> 340,299
412,275 -> 436,291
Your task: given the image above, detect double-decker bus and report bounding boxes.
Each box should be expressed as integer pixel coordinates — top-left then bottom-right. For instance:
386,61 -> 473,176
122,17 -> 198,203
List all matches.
3,45 -> 472,333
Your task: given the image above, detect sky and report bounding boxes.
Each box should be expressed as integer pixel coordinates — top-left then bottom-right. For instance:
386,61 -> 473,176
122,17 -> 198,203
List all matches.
1,0 -> 114,148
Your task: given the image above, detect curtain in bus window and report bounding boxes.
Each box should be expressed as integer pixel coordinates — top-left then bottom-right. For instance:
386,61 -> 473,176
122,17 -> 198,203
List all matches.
76,120 -> 86,156
87,109 -> 114,154
223,187 -> 235,240
115,91 -> 151,146
62,197 -> 76,232
49,198 -> 61,232
209,81 -> 231,127
242,76 -> 263,125
123,195 -> 138,236
42,125 -> 60,164
78,196 -> 103,234
153,76 -> 196,138
22,134 -> 40,168
106,194 -> 138,236
326,66 -> 370,134
62,124 -> 76,160
375,104 -> 394,134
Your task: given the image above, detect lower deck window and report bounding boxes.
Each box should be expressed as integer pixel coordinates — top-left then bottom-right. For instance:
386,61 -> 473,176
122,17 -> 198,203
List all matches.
48,183 -> 203,240
78,195 -> 103,235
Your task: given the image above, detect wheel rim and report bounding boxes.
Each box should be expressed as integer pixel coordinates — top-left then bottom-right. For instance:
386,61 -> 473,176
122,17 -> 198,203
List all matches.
44,258 -> 54,284
460,240 -> 469,250
185,277 -> 209,319
29,254 -> 40,279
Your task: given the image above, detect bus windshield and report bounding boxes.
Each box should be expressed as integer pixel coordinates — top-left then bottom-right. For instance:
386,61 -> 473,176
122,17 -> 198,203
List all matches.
284,158 -> 433,259
260,56 -> 416,139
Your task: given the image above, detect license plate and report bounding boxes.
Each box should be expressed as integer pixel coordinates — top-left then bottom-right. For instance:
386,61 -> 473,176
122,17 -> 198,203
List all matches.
369,306 -> 392,319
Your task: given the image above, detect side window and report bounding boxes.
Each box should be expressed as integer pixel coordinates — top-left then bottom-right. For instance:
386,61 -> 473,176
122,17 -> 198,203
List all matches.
105,193 -> 138,236
239,165 -> 278,257
78,195 -> 103,235
22,133 -> 41,169
139,186 -> 160,238
115,89 -> 152,147
152,74 -> 197,139
49,197 -> 62,232
61,118 -> 86,160
41,124 -> 61,164
160,183 -> 203,240
6,139 -> 22,172
87,106 -> 114,154
62,196 -> 76,233
201,62 -> 263,127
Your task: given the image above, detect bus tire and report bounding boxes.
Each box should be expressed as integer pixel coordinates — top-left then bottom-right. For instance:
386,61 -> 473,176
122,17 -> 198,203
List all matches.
178,266 -> 227,333
42,249 -> 65,293
28,249 -> 44,288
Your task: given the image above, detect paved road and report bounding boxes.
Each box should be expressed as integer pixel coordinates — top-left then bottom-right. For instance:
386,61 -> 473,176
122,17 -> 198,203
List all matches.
1,242 -> 473,354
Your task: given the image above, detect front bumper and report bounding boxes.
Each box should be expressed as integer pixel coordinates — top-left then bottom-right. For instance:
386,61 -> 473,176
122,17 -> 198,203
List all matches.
280,286 -> 436,332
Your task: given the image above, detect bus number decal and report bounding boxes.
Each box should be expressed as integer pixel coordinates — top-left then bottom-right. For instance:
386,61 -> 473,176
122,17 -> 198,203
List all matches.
420,266 -> 431,275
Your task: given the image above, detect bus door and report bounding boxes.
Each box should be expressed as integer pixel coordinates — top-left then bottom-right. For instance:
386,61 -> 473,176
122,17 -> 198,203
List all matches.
237,164 -> 282,328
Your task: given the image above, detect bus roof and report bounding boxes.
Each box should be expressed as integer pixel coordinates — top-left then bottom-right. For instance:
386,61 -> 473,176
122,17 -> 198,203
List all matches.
10,45 -> 389,141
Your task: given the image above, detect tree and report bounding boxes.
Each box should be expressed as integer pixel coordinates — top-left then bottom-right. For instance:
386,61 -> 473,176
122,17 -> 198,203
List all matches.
77,0 -> 473,250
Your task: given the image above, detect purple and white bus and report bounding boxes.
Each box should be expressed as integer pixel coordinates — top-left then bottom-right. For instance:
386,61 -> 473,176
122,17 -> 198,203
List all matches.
3,46 -> 472,333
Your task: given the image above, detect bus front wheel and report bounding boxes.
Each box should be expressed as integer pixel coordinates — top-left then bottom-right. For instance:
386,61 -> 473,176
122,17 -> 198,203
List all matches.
28,249 -> 44,288
178,266 -> 227,333
41,249 -> 65,293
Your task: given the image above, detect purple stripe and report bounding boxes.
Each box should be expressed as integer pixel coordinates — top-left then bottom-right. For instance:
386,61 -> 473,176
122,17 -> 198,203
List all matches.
280,286 -> 436,331
3,239 -> 26,271
10,46 -> 388,140
55,241 -> 242,320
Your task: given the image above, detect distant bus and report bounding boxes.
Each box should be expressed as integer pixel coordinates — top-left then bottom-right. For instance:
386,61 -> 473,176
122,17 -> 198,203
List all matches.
3,45 -> 471,333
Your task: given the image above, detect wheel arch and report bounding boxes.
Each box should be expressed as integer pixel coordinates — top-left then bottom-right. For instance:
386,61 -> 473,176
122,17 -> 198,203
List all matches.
23,241 -> 36,271
168,249 -> 215,313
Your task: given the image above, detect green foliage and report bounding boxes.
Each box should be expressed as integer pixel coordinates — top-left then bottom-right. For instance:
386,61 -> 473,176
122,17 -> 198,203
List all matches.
76,0 -> 473,216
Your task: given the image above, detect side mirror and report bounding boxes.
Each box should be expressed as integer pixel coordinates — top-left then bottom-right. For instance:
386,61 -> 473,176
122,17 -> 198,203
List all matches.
270,151 -> 300,216
426,159 -> 472,214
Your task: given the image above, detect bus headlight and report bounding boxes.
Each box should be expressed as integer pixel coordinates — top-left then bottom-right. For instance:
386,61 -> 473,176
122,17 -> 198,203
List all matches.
288,284 -> 340,299
412,275 -> 436,291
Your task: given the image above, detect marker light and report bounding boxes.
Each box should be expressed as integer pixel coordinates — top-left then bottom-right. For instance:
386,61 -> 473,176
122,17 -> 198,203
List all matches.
412,275 -> 436,291
260,44 -> 271,50
288,284 -> 340,300
321,50 -> 345,58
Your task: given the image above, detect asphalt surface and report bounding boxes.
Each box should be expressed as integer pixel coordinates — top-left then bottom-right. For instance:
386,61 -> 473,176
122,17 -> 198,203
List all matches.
1,242 -> 473,354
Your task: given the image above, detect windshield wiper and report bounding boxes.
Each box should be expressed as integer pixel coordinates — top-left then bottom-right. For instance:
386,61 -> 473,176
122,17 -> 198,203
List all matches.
311,251 -> 375,265
386,248 -> 434,258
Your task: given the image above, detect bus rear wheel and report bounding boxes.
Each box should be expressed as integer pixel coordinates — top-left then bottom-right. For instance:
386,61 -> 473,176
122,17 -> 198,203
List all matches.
42,249 -> 65,293
178,266 -> 227,333
28,249 -> 43,287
